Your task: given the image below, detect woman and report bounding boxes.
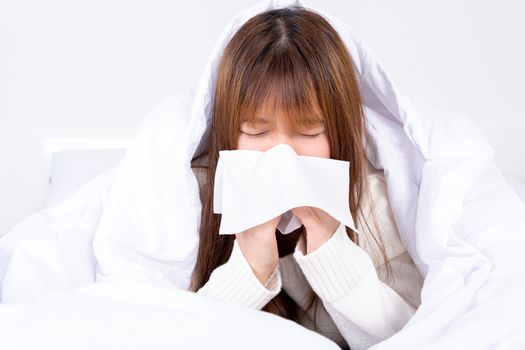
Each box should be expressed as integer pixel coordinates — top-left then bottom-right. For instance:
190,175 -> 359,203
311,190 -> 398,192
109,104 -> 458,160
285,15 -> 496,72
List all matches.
189,6 -> 424,350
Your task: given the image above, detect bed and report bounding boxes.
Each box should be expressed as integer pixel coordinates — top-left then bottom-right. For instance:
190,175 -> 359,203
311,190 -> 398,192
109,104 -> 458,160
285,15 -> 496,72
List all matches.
2,0 -> 525,348
1,94 -> 524,349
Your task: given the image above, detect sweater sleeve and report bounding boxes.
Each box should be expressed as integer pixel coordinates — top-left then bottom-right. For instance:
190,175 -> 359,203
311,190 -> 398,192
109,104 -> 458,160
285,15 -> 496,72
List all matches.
196,238 -> 282,310
293,222 -> 416,350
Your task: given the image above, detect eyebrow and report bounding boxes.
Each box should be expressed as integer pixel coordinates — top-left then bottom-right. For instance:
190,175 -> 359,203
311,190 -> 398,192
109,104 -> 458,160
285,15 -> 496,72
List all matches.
242,118 -> 324,126
249,118 -> 273,125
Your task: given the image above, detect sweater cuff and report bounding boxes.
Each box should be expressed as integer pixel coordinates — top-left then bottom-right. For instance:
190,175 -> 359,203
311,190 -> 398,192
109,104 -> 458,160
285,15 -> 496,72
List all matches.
293,222 -> 376,303
196,239 -> 281,310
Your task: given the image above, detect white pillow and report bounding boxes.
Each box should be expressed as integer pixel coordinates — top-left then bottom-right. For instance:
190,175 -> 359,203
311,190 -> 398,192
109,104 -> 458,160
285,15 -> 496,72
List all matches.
43,149 -> 126,209
505,174 -> 525,204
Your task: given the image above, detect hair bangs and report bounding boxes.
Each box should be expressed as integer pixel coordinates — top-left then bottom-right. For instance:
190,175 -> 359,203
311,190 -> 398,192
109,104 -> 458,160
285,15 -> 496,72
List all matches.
238,51 -> 325,130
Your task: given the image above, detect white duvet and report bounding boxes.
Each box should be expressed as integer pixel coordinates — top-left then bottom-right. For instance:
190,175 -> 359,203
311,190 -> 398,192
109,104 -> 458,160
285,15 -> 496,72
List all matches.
2,0 -> 525,348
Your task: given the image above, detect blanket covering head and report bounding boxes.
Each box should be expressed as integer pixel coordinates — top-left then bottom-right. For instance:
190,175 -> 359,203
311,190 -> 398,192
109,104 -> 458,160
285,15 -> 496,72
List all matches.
2,0 -> 525,348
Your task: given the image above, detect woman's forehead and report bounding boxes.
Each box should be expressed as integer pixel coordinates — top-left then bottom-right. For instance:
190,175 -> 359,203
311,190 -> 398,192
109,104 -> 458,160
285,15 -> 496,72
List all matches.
243,104 -> 325,126
239,77 -> 326,125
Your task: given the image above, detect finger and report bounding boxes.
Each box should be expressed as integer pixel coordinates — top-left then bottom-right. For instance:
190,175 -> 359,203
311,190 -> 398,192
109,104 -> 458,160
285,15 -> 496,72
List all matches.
291,206 -> 319,223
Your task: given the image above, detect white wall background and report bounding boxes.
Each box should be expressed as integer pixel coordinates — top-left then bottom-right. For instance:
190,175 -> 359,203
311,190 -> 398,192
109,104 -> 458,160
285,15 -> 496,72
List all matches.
1,0 -> 524,235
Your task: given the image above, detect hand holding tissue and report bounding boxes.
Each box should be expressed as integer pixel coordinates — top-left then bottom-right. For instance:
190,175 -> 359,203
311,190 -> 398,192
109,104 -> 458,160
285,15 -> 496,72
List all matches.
213,144 -> 360,236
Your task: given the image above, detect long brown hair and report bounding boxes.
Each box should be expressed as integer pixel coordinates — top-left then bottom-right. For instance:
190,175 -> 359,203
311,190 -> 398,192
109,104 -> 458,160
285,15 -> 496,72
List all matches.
189,5 -> 392,328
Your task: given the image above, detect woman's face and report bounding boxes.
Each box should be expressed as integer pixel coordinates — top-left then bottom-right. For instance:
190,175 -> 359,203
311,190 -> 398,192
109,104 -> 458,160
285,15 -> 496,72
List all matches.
237,107 -> 330,158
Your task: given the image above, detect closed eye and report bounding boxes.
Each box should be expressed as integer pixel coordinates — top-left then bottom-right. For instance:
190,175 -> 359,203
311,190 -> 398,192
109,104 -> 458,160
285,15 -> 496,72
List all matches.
239,130 -> 268,137
298,132 -> 324,137
239,130 -> 324,137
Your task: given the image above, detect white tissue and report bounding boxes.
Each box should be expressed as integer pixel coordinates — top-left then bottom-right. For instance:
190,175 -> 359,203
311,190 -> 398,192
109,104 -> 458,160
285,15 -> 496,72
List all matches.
213,144 -> 360,236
